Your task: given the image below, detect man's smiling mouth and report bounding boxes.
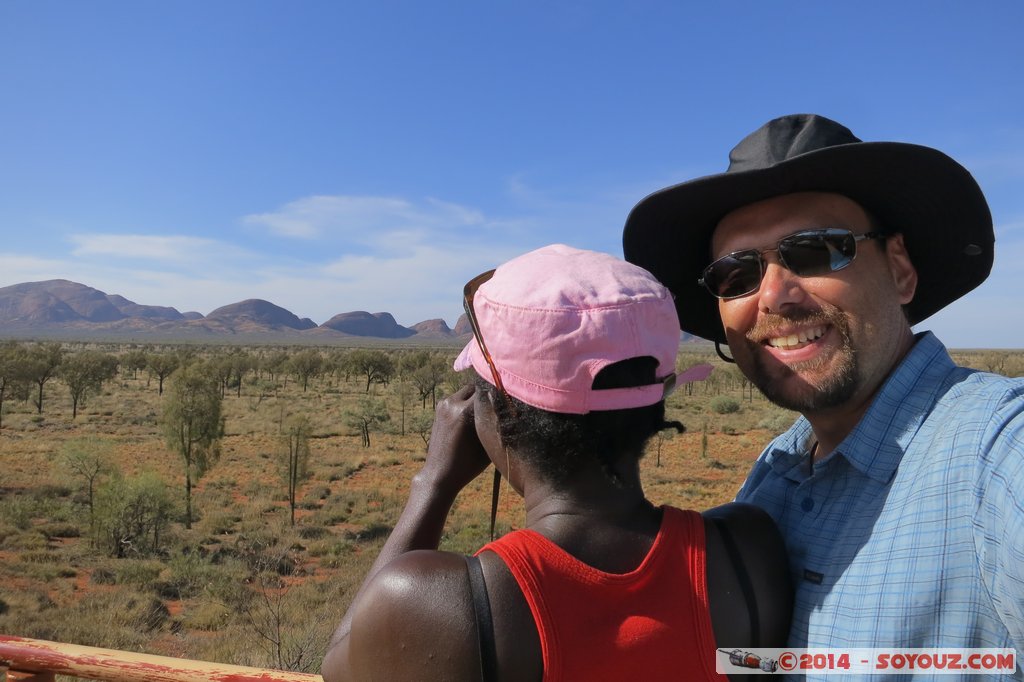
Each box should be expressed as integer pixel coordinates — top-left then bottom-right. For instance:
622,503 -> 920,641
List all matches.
765,325 -> 827,350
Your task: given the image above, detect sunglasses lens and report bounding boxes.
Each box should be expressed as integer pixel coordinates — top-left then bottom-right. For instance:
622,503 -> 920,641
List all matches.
701,229 -> 866,299
702,251 -> 763,298
779,230 -> 856,276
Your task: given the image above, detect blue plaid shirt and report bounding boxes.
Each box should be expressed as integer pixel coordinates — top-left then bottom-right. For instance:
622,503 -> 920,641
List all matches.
737,332 -> 1024,680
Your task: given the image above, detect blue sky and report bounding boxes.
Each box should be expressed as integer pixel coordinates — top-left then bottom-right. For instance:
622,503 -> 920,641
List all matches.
2,2 -> 1022,347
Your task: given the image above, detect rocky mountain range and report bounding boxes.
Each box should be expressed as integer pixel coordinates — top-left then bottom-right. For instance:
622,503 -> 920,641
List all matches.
0,280 -> 474,343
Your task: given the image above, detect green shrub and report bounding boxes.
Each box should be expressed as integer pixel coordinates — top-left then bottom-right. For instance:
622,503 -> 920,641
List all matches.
757,411 -> 795,434
710,396 -> 741,414
0,496 -> 35,531
18,550 -> 59,564
306,540 -> 355,568
93,471 -> 175,557
297,525 -> 328,540
162,552 -> 226,600
202,511 -> 242,536
39,521 -> 81,539
10,560 -> 68,583
0,523 -> 19,547
91,567 -> 118,585
184,600 -> 233,631
2,529 -> 48,551
114,559 -> 165,588
63,589 -> 170,646
32,484 -> 73,499
317,510 -> 350,525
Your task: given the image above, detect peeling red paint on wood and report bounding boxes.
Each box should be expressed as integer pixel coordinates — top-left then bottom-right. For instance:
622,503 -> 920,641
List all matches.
0,636 -> 322,682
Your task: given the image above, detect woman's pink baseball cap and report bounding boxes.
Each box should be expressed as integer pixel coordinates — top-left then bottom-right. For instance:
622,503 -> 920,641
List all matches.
455,244 -> 710,415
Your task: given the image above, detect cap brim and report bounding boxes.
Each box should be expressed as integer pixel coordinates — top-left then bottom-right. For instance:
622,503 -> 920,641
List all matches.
677,363 -> 714,383
454,339 -> 481,374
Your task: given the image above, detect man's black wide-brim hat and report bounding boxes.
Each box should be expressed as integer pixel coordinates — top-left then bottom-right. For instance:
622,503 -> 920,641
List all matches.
622,114 -> 994,344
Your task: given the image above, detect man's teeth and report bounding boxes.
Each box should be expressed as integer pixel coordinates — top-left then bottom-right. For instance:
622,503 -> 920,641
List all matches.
767,326 -> 826,349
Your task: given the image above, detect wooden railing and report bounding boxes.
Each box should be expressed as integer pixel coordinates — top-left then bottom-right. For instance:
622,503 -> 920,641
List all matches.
0,636 -> 322,682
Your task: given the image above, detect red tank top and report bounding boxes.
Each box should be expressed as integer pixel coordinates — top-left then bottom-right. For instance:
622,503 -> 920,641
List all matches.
478,506 -> 726,682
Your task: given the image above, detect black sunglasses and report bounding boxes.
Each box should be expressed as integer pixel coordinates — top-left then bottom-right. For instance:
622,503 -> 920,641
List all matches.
699,228 -> 886,300
463,269 -> 513,540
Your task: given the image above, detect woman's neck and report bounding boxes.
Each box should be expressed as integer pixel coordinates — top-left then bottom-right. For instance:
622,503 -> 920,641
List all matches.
522,462 -> 659,544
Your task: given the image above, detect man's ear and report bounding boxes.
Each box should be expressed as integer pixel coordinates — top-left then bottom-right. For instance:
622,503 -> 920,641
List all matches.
884,233 -> 918,305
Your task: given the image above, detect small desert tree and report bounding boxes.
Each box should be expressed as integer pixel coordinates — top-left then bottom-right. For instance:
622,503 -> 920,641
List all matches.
345,396 -> 390,447
146,351 -> 180,395
262,350 -> 291,385
409,410 -> 434,452
161,362 -> 224,529
61,436 -> 114,545
410,354 -> 450,409
391,380 -> 415,435
280,414 -> 312,526
652,420 -> 686,467
347,349 -> 395,393
288,350 -> 324,392
209,351 -> 235,397
121,348 -> 149,379
24,342 -> 64,414
653,429 -> 672,468
0,341 -> 30,430
327,349 -> 351,383
700,420 -> 710,462
397,350 -> 429,377
60,350 -> 119,419
229,350 -> 255,397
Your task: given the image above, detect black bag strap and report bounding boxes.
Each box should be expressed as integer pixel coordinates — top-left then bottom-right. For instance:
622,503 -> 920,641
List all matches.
465,554 -> 498,682
712,517 -> 760,646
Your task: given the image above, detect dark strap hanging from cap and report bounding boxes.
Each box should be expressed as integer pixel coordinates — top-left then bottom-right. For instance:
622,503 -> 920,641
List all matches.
489,468 -> 501,539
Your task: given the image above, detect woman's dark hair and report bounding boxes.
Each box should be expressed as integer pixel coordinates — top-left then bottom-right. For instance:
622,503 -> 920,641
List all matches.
475,356 -> 683,487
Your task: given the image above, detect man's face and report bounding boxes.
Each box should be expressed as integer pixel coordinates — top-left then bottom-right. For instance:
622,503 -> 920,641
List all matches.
711,192 -> 918,414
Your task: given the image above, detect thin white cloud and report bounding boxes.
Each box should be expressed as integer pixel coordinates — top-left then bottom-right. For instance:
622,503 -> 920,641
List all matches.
0,255 -> 75,283
311,241 -> 524,323
423,197 -> 487,227
242,194 -> 490,243
68,234 -> 246,264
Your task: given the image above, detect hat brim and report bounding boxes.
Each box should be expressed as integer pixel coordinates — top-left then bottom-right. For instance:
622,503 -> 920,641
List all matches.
623,141 -> 993,344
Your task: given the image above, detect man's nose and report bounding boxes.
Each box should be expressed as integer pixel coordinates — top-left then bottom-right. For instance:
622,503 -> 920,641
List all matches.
757,254 -> 807,313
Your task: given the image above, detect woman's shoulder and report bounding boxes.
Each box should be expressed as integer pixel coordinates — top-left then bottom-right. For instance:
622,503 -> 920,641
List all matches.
347,550 -> 481,680
356,549 -> 473,623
